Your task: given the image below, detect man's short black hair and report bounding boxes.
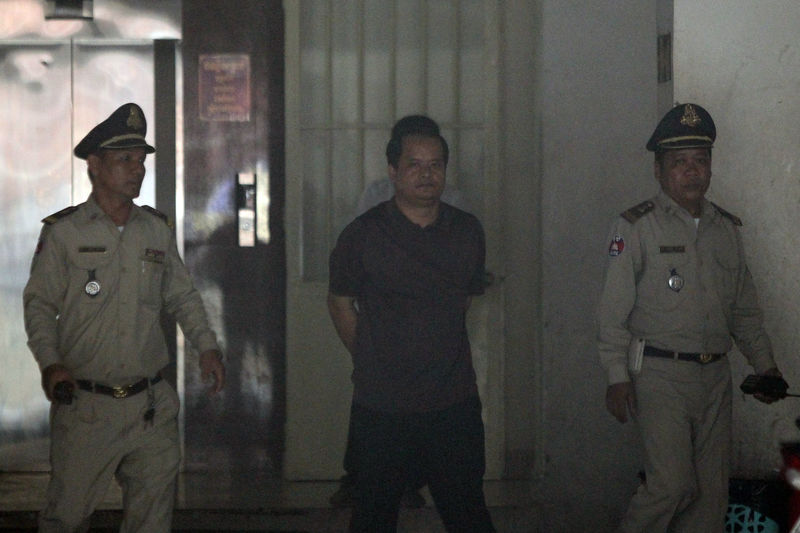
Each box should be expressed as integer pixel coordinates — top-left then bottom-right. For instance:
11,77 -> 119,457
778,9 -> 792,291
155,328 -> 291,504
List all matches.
385,115 -> 449,168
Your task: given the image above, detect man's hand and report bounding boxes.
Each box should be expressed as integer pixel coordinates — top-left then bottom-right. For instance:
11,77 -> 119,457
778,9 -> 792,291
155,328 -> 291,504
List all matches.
606,382 -> 636,423
41,363 -> 75,402
199,350 -> 225,395
754,367 -> 784,404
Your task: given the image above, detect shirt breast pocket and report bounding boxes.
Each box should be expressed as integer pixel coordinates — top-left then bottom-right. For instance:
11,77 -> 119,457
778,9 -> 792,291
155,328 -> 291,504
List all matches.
139,252 -> 165,306
640,251 -> 690,312
67,251 -> 111,304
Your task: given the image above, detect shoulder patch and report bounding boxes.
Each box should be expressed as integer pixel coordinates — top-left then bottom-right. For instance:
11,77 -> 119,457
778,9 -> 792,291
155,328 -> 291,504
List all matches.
710,202 -> 742,226
42,206 -> 78,225
620,200 -> 655,223
142,205 -> 174,229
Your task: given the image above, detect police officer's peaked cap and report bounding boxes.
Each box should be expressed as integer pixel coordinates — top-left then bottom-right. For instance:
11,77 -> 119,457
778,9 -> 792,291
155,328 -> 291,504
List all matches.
73,103 -> 156,160
646,103 -> 716,152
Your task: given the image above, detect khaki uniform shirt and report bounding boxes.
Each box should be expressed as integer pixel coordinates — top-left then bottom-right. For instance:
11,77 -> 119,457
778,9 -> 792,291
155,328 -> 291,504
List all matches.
23,195 -> 219,383
597,190 -> 775,385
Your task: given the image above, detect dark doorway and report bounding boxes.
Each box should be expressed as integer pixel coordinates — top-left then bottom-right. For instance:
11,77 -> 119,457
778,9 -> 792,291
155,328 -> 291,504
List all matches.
180,1 -> 286,474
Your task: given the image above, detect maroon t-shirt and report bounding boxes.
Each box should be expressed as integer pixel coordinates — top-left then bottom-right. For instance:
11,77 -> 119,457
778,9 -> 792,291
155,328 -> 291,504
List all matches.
329,200 -> 485,413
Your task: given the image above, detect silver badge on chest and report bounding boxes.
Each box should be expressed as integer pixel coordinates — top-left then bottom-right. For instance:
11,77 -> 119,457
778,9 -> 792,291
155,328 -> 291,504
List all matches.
85,269 -> 101,297
667,268 -> 684,292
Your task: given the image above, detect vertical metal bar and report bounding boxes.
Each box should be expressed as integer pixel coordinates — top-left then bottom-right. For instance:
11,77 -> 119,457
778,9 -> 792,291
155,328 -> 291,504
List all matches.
454,0 -> 462,123
326,0 -> 334,256
357,0 -> 365,190
174,40 -> 187,472
70,39 -> 76,205
284,1 -> 303,279
452,0 -> 462,186
154,40 -> 176,219
390,0 -> 398,120
153,37 -> 182,464
153,39 -> 177,358
421,0 -> 429,114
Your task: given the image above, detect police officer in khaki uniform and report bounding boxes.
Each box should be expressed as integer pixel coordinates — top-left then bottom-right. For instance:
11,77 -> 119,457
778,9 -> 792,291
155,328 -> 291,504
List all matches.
23,103 -> 225,532
597,103 -> 783,532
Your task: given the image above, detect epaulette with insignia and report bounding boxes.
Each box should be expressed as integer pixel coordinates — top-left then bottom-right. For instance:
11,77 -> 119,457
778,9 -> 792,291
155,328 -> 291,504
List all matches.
42,206 -> 78,225
710,202 -> 742,226
142,205 -> 174,229
620,200 -> 655,223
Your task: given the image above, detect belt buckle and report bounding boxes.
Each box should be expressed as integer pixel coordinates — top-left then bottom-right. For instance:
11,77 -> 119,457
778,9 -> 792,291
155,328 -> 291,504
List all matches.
112,386 -> 129,399
699,353 -> 713,364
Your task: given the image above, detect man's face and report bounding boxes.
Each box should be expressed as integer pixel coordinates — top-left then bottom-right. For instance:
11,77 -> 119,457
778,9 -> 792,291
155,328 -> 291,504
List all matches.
389,135 -> 446,207
655,148 -> 712,214
88,148 -> 147,201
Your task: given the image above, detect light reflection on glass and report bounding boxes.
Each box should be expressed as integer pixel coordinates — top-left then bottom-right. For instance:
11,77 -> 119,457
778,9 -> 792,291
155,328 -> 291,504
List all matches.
0,2 -> 164,466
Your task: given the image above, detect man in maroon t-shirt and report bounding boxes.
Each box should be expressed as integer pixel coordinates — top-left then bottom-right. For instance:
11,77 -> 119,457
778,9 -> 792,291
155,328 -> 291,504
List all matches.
328,115 -> 494,532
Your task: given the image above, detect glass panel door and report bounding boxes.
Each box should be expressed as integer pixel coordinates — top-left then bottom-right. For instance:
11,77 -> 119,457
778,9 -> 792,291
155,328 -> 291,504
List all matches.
0,41 -> 154,471
0,42 -> 72,471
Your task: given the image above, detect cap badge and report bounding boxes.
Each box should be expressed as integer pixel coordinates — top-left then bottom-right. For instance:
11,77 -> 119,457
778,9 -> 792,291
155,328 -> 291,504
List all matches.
680,104 -> 701,128
127,106 -> 144,131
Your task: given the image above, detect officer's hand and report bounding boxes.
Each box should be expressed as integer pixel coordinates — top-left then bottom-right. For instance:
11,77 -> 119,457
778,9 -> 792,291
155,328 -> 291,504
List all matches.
606,382 -> 636,424
754,367 -> 784,404
199,350 -> 225,395
41,364 -> 75,402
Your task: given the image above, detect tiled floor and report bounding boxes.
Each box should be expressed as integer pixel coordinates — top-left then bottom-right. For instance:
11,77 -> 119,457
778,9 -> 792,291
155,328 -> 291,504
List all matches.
0,471 -> 540,532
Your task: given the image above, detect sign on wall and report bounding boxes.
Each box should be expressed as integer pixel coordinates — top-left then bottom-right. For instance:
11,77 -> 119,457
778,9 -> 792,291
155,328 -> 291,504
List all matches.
198,54 -> 251,122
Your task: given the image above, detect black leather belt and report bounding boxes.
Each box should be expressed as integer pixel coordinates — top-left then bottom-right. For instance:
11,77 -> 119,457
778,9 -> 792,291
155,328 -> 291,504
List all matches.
77,375 -> 162,399
643,345 -> 724,364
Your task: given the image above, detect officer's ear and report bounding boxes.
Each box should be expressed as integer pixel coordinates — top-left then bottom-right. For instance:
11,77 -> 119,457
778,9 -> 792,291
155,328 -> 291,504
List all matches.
86,153 -> 102,181
653,158 -> 662,182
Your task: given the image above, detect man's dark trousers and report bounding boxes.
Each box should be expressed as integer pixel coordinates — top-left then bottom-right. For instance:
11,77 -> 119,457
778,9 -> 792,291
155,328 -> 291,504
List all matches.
348,396 -> 495,532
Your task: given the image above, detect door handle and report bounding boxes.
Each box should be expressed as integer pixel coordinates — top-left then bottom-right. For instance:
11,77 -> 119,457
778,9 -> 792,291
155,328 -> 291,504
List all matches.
237,172 -> 256,247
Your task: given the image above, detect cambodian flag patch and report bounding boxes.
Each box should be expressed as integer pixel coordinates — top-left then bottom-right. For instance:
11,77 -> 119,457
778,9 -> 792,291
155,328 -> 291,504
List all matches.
608,234 -> 624,256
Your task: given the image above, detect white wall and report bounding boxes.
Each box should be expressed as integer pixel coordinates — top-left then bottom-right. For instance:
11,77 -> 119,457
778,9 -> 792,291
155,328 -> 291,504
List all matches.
510,2 -> 659,530
515,1 -> 800,530
499,0 -> 542,481
674,1 -> 800,477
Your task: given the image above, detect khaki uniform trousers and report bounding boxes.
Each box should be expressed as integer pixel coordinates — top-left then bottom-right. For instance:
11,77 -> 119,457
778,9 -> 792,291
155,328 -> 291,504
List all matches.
39,380 -> 181,533
620,356 -> 731,533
